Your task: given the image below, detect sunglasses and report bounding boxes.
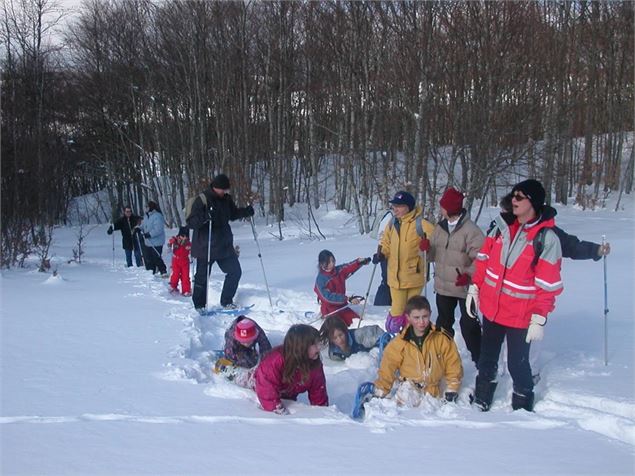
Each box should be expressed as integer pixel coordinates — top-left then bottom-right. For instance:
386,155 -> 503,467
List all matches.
511,193 -> 529,201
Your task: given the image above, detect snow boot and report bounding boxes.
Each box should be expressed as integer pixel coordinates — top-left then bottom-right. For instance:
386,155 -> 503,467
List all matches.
511,390 -> 535,412
472,376 -> 497,412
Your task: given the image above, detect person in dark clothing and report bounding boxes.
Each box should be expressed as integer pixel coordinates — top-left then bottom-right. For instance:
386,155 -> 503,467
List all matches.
493,193 -> 611,260
141,201 -> 168,277
107,206 -> 143,267
186,174 -> 255,312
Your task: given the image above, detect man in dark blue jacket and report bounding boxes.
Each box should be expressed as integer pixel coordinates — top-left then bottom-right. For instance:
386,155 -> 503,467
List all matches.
186,174 -> 254,313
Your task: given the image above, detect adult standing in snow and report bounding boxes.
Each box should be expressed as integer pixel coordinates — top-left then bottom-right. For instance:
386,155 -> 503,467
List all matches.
107,206 -> 143,267
254,324 -> 328,414
372,191 -> 434,333
141,201 -> 168,277
469,179 -> 563,412
186,174 -> 254,313
428,188 -> 484,367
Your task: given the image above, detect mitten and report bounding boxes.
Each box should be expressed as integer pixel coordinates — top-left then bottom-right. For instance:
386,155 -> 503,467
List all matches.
107,226 -> 113,235
143,232 -> 151,239
245,205 -> 255,217
373,387 -> 386,398
359,257 -> 371,265
525,314 -> 546,343
455,272 -> 470,287
207,207 -> 215,221
466,284 -> 479,319
385,313 -> 406,333
372,252 -> 385,264
419,237 -> 430,252
445,392 -> 458,403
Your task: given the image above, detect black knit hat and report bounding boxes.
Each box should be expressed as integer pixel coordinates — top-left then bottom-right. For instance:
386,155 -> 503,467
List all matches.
211,174 -> 230,190
512,179 -> 546,214
178,226 -> 189,237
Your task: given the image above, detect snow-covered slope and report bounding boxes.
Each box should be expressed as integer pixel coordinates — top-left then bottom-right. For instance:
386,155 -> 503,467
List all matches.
1,200 -> 633,475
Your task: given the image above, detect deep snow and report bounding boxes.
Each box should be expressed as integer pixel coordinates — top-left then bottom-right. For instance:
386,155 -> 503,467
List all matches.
1,200 -> 634,475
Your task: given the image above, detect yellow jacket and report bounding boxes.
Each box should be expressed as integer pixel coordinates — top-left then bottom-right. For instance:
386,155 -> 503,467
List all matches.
374,324 -> 463,397
379,206 -> 434,289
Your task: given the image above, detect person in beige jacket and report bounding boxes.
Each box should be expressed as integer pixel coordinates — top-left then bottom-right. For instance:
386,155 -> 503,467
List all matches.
429,188 -> 485,366
373,295 -> 463,406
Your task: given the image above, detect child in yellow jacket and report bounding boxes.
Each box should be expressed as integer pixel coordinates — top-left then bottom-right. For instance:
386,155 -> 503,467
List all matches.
374,295 -> 463,406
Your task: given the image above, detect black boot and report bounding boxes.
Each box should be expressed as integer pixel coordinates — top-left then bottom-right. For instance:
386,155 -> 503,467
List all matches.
472,376 -> 497,412
511,390 -> 535,412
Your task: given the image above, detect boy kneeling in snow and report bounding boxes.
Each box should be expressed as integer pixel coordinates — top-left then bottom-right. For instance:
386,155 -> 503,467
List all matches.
373,295 -> 463,406
214,316 -> 272,388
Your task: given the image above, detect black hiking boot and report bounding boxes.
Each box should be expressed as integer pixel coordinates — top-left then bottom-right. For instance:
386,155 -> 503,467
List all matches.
511,390 -> 535,412
472,376 -> 497,412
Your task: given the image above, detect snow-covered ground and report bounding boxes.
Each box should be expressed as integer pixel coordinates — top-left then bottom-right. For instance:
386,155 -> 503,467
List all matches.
1,199 -> 634,475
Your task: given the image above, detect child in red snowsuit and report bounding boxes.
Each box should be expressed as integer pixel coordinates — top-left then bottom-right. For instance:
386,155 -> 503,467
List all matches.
168,227 -> 192,296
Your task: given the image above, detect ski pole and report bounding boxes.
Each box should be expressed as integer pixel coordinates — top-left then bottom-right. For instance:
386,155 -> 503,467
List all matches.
206,219 -> 212,313
249,215 -> 273,311
602,235 -> 609,366
308,303 -> 352,325
357,261 -> 378,328
111,223 -> 115,267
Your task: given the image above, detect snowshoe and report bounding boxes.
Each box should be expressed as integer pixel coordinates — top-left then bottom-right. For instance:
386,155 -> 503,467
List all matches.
202,304 -> 255,316
351,381 -> 376,420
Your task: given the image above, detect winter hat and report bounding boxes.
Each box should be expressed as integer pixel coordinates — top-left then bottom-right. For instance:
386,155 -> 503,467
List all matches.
318,249 -> 335,268
439,188 -> 464,215
178,226 -> 189,237
211,174 -> 231,190
234,317 -> 259,345
512,179 -> 546,214
389,191 -> 415,211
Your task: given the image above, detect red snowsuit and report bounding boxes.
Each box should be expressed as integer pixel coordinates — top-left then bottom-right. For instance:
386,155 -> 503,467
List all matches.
254,347 -> 328,412
314,259 -> 364,326
168,235 -> 191,294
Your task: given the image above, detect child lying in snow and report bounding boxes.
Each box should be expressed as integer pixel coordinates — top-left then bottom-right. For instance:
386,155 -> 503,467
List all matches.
319,315 -> 387,361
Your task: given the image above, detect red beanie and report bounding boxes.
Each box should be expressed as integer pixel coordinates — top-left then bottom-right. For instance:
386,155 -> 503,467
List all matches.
234,318 -> 259,345
439,188 -> 464,216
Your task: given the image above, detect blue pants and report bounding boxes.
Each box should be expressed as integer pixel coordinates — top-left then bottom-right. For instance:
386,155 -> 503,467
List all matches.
125,245 -> 143,267
477,317 -> 533,395
192,254 -> 242,309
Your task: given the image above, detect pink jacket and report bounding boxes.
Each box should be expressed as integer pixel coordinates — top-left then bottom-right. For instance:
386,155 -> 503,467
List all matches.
254,347 -> 328,412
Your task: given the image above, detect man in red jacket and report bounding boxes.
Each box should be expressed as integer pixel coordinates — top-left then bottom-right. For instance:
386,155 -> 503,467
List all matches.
467,179 -> 563,412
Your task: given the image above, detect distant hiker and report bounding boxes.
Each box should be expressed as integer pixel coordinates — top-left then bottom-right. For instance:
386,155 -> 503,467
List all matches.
186,174 -> 254,313
141,201 -> 168,277
254,324 -> 328,414
107,206 -> 143,267
133,217 -> 153,271
167,226 -> 192,296
372,191 -> 434,333
469,179 -> 563,412
428,187 -> 485,367
214,316 -> 272,388
319,315 -> 386,361
372,296 -> 463,406
313,250 -> 371,326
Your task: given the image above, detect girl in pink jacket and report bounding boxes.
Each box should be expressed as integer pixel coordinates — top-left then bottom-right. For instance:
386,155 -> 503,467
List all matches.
254,324 -> 328,414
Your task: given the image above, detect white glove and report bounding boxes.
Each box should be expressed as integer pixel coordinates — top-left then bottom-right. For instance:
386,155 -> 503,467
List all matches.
373,387 -> 387,398
466,284 -> 479,318
525,314 -> 547,343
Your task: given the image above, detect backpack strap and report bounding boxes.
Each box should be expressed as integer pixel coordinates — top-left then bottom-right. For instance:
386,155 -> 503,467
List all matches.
531,227 -> 548,268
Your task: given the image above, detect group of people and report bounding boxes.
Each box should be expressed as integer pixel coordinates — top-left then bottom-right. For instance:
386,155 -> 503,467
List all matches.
110,175 -> 610,415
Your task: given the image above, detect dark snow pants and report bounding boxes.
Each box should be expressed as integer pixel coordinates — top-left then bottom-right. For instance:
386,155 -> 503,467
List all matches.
435,293 -> 481,364
477,317 -> 533,396
192,254 -> 242,309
